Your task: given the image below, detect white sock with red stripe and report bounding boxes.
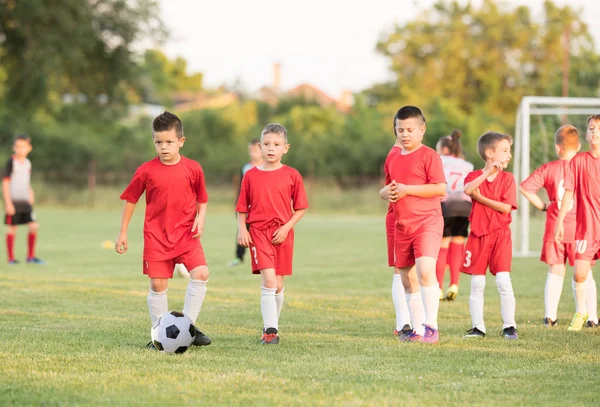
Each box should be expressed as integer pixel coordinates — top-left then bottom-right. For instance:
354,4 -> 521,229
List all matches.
392,274 -> 410,331
469,275 -> 486,333
420,284 -> 440,330
147,289 -> 168,325
573,279 -> 586,314
545,273 -> 564,321
405,291 -> 425,336
183,279 -> 207,324
275,289 -> 284,321
496,272 -> 516,329
261,287 -> 278,331
585,271 -> 598,323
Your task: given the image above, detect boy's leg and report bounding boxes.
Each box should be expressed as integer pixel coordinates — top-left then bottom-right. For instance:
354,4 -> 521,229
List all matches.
401,265 -> 425,336
261,268 -> 278,331
6,225 -> 16,262
436,237 -> 450,291
275,275 -> 285,321
495,272 -> 516,329
572,259 -> 591,315
148,278 -> 169,325
545,264 -> 566,324
469,275 -> 486,333
183,265 -> 209,324
27,221 -> 39,261
415,256 -> 440,331
392,268 -> 411,333
448,237 -> 465,288
585,270 -> 598,324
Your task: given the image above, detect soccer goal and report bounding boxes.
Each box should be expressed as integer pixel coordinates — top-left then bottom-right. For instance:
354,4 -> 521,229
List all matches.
513,96 -> 600,257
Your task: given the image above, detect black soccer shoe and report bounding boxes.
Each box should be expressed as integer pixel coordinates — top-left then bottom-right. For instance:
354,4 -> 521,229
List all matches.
192,326 -> 212,346
261,327 -> 279,345
586,319 -> 599,328
543,317 -> 557,327
146,341 -> 158,351
464,327 -> 486,338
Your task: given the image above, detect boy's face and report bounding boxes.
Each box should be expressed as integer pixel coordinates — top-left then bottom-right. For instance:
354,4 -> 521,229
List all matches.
13,139 -> 32,158
395,117 -> 426,152
153,128 -> 184,164
260,132 -> 289,164
486,139 -> 512,169
586,119 -> 600,149
248,143 -> 262,163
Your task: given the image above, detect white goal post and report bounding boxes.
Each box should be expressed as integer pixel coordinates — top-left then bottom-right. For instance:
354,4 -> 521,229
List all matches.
513,96 -> 600,257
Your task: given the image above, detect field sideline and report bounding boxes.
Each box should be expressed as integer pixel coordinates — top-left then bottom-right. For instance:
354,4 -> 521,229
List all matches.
1,208 -> 599,406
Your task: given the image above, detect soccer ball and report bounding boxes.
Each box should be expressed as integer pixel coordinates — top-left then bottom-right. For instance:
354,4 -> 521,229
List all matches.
151,311 -> 196,354
174,263 -> 190,278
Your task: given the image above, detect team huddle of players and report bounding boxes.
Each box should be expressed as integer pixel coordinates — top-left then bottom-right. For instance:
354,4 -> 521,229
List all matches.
381,105 -> 600,343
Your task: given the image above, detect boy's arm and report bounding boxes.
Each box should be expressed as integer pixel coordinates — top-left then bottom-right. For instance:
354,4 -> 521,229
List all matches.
464,169 -> 493,196
397,183 -> 446,199
519,186 -> 547,211
272,209 -> 306,245
554,190 -> 574,242
237,212 -> 252,247
471,189 -> 512,214
2,178 -> 15,215
191,202 -> 207,239
115,201 -> 136,254
28,186 -> 35,205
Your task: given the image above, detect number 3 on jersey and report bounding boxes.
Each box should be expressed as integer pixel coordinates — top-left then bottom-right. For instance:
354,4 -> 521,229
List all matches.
463,250 -> 472,267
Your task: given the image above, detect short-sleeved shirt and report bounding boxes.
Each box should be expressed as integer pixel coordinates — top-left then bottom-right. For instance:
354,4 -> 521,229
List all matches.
383,146 -> 401,216
387,145 -> 446,237
564,152 -> 600,241
236,165 -> 308,230
520,159 -> 576,242
120,156 -> 208,261
465,170 -> 517,237
3,156 -> 31,203
441,155 -> 474,202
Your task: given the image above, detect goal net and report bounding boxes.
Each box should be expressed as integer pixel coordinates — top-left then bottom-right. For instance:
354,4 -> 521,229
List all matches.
513,96 -> 600,257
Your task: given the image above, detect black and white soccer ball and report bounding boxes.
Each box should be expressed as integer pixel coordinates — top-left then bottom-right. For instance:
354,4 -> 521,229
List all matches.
151,311 -> 196,354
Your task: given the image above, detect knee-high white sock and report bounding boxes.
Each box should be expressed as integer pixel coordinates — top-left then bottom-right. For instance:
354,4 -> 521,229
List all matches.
585,271 -> 598,322
261,287 -> 278,330
470,275 -> 486,333
545,273 -> 564,321
275,289 -> 284,321
573,279 -> 586,314
147,289 -> 168,325
406,292 -> 425,336
420,284 -> 440,330
496,272 -> 516,329
392,274 -> 411,330
183,279 -> 207,324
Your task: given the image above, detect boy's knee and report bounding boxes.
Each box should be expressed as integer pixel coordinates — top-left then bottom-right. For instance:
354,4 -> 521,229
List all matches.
189,265 -> 209,281
471,275 -> 486,292
28,222 -> 39,233
150,279 -> 168,292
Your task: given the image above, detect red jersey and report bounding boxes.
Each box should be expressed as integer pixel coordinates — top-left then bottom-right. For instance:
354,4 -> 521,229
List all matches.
236,165 -> 308,230
387,145 -> 446,237
465,170 -> 517,237
120,156 -> 208,261
564,152 -> 600,241
384,145 -> 401,216
520,159 -> 576,242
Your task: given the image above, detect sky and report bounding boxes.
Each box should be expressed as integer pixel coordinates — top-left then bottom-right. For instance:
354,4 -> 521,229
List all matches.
159,0 -> 600,99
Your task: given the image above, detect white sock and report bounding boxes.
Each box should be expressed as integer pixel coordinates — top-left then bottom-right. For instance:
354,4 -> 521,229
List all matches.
545,273 -> 564,321
182,279 -> 207,324
147,289 -> 168,325
585,271 -> 598,322
406,292 -> 425,336
496,272 -> 516,329
573,279 -> 586,314
392,274 -> 411,330
261,286 -> 278,331
469,275 -> 486,333
275,289 -> 284,321
420,284 -> 440,330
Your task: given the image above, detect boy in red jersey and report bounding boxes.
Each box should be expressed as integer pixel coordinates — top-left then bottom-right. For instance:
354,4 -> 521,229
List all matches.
115,111 -> 212,349
461,132 -> 518,340
556,114 -> 600,331
384,106 -> 446,344
521,125 -> 597,328
236,123 -> 308,345
379,122 -> 411,338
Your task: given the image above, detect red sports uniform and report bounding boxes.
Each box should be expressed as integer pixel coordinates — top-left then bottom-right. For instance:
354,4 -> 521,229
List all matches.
564,152 -> 600,260
521,159 -> 577,266
461,170 -> 517,275
387,145 -> 445,268
384,146 -> 401,267
120,156 -> 208,278
236,165 -> 308,275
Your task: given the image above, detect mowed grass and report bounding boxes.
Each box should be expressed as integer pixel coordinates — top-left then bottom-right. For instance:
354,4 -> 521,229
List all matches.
1,208 -> 599,406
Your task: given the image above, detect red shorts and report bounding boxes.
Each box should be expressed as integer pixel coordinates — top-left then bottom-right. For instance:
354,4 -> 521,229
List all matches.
142,245 -> 207,279
386,211 -> 395,267
249,225 -> 294,276
394,231 -> 442,269
574,240 -> 600,261
541,241 -> 576,266
461,228 -> 511,276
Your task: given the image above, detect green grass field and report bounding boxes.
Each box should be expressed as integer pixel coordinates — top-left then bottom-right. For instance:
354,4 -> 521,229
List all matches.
1,208 -> 599,406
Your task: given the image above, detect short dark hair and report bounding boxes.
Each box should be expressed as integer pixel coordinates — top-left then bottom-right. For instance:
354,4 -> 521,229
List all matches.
249,139 -> 260,145
554,125 -> 579,150
438,129 -> 463,157
587,114 -> 600,125
14,133 -> 31,145
153,111 -> 183,139
261,123 -> 287,142
393,105 -> 426,130
477,131 -> 513,161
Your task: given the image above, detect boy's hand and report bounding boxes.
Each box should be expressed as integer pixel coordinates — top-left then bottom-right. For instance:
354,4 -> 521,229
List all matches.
380,180 -> 398,202
272,225 -> 290,245
237,228 -> 252,247
487,162 -> 503,175
554,222 -> 564,243
5,202 -> 15,216
115,232 -> 128,254
191,217 -> 204,239
471,187 -> 482,200
395,183 -> 408,200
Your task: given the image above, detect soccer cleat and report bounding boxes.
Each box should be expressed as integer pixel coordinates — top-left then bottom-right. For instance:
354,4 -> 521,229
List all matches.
192,326 -> 212,346
501,326 -> 518,340
422,325 -> 439,344
146,341 -> 158,351
400,330 -> 423,342
543,317 -> 557,327
585,319 -> 599,328
446,284 -> 458,301
8,259 -> 19,264
227,259 -> 242,267
26,257 -> 45,264
464,327 -> 486,338
393,324 -> 412,337
567,312 -> 586,332
261,327 -> 279,345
